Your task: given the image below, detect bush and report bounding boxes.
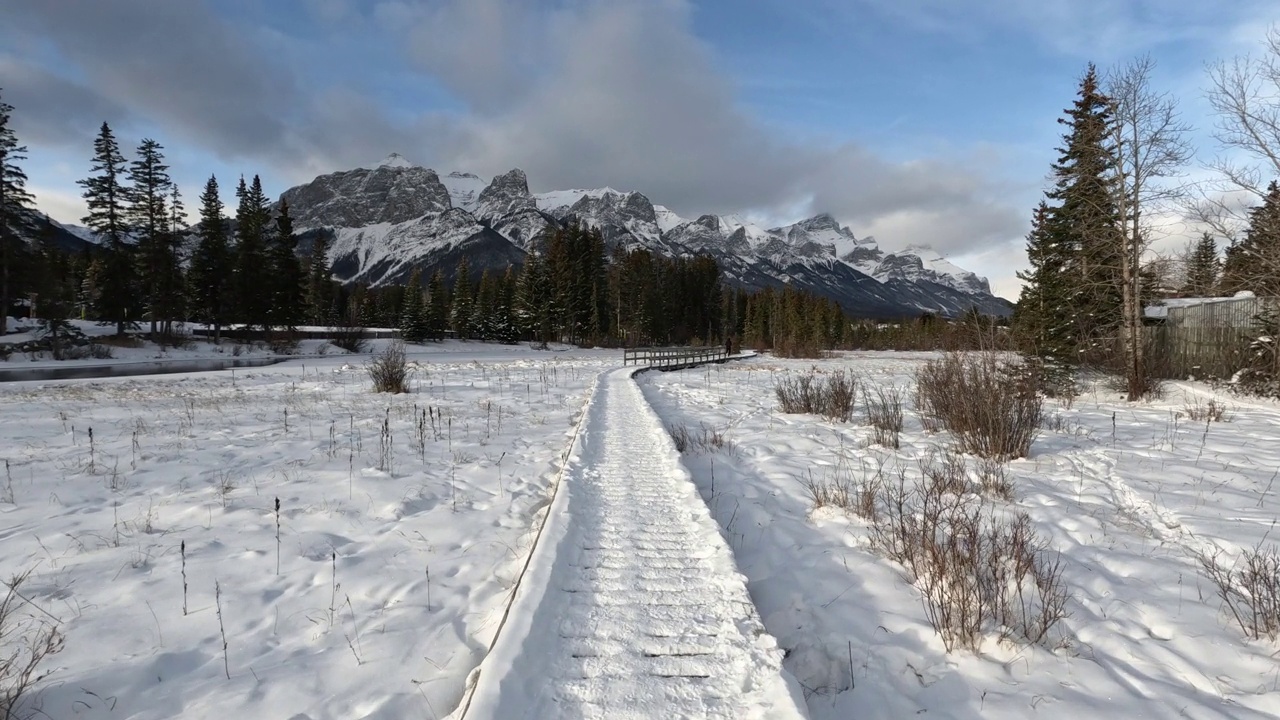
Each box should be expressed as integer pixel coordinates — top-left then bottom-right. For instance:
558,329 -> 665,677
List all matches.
869,467 -> 1066,651
330,310 -> 370,354
1198,544 -> 1280,640
267,332 -> 301,356
775,370 -> 858,422
2,570 -> 65,718
916,353 -> 1042,459
367,342 -> 410,393
667,423 -> 732,454
1180,397 -> 1231,423
865,385 -> 904,449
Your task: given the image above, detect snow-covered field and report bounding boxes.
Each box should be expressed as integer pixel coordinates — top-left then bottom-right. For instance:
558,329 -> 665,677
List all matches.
7,346 -> 1280,719
640,353 -> 1280,719
0,345 -> 612,719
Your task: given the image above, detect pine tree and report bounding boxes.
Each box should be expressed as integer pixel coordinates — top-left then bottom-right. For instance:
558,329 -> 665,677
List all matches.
1015,202 -> 1076,361
126,138 -> 175,339
234,175 -> 272,327
79,122 -> 136,335
426,269 -> 449,341
267,199 -> 304,330
399,269 -> 429,342
161,183 -> 186,337
515,251 -> 551,344
1220,181 -> 1280,297
451,256 -> 473,338
1049,64 -> 1123,355
305,232 -> 334,325
472,268 -> 496,340
498,265 -> 517,343
1181,233 -> 1221,297
189,175 -> 231,343
0,90 -> 35,336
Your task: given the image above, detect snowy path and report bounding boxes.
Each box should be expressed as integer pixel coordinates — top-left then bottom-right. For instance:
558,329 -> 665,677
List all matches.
462,367 -> 807,719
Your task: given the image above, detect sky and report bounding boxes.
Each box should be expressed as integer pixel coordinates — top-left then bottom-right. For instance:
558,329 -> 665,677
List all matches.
2,0 -> 1277,300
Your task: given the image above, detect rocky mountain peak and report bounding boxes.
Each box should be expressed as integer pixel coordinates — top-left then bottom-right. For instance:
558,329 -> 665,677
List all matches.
475,168 -> 535,221
281,165 -> 451,229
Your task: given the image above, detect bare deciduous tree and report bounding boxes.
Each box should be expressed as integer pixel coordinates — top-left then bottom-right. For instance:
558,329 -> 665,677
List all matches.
1106,55 -> 1193,400
1196,26 -> 1280,239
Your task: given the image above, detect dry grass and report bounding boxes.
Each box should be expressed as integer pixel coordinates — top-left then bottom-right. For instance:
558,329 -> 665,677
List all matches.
1,570 -> 65,720
1180,398 -> 1231,423
667,423 -> 733,454
865,385 -> 904,449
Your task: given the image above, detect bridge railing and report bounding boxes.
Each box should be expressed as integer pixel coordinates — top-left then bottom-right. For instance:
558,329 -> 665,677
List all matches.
623,346 -> 731,369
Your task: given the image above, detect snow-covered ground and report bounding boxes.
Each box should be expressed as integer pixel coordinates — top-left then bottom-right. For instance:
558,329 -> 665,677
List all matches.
0,345 -> 614,719
640,353 -> 1280,719
9,346 -> 1280,719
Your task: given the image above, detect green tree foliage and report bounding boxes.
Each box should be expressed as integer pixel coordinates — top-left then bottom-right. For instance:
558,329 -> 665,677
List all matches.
79,122 -> 136,335
451,256 -> 474,338
398,269 -> 429,342
266,199 -> 304,330
305,232 -> 336,325
0,89 -> 34,335
1181,233 -> 1221,297
189,175 -> 232,342
426,269 -> 449,340
1220,181 -> 1280,297
126,138 -> 176,338
234,175 -> 273,327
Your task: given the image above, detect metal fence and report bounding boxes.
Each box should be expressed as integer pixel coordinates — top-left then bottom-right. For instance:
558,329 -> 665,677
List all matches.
1166,296 -> 1277,328
623,346 -> 730,369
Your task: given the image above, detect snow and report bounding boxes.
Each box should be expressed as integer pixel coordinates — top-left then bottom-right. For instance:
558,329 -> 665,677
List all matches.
640,354 -> 1280,719
440,171 -> 489,212
653,205 -> 686,233
717,214 -> 775,250
377,153 -> 414,169
532,188 -> 621,213
0,344 -> 616,720
464,367 -> 806,718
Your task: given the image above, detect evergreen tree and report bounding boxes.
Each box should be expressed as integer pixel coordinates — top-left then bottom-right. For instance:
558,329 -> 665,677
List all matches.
451,256 -> 473,338
305,232 -> 335,324
398,269 -> 429,342
126,138 -> 174,338
1049,64 -> 1123,355
515,251 -> 551,344
267,199 -> 304,330
234,175 -> 272,327
78,122 -> 136,335
1181,233 -> 1221,297
1014,202 -> 1076,361
0,90 -> 34,335
189,175 -> 231,343
161,183 -> 186,336
426,269 -> 449,340
1220,181 -> 1280,297
472,268 -> 497,340
498,265 -> 517,343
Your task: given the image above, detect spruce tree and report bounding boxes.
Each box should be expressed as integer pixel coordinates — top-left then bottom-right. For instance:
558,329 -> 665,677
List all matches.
1220,181 -> 1280,297
189,175 -> 231,343
399,269 -> 428,342
1049,65 -> 1123,354
126,138 -> 174,338
1181,233 -> 1221,297
498,265 -> 517,343
79,122 -> 136,335
1015,202 -> 1076,362
472,268 -> 496,340
451,256 -> 473,338
267,199 -> 304,330
305,232 -> 334,325
426,269 -> 449,341
515,251 -> 551,344
162,183 -> 186,337
0,90 -> 35,336
234,175 -> 272,327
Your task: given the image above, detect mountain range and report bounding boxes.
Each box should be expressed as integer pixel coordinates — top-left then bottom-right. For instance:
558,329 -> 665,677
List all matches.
279,154 -> 1011,318
34,153 -> 1013,318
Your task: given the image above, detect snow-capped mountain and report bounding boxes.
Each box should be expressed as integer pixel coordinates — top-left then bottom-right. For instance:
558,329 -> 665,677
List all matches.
277,156 -> 1011,317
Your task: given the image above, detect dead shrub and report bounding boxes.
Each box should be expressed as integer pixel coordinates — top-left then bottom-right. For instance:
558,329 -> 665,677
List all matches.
865,385 -> 904,449
329,310 -> 370,354
267,332 -> 302,356
775,369 -> 858,422
1198,544 -> 1280,641
1180,398 -> 1231,423
915,353 -> 1042,459
367,342 -> 409,393
2,570 -> 65,719
667,423 -> 733,454
867,465 -> 1065,652
801,469 -> 853,511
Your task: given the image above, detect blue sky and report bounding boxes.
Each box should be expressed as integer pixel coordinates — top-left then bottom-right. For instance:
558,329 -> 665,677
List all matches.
3,0 -> 1277,298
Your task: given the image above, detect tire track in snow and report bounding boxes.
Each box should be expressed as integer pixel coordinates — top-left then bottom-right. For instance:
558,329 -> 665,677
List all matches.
461,368 -> 807,719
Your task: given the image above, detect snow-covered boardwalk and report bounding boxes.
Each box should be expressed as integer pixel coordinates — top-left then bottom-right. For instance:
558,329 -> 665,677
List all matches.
463,367 -> 807,719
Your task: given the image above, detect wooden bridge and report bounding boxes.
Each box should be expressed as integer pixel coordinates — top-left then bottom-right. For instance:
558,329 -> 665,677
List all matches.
622,346 -> 732,370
